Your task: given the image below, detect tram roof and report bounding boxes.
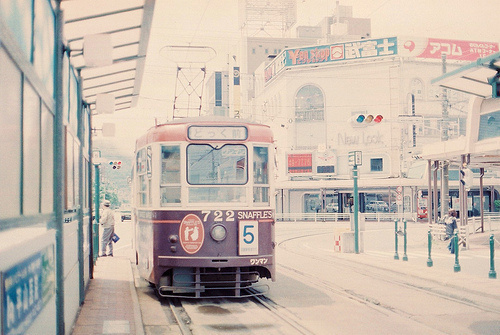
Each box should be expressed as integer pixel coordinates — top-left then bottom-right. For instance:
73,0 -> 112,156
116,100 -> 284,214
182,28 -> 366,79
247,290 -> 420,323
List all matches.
135,116 -> 273,149
61,0 -> 155,112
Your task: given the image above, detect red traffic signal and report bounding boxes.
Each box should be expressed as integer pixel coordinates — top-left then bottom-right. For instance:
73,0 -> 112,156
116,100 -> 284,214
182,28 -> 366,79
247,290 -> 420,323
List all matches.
351,114 -> 383,127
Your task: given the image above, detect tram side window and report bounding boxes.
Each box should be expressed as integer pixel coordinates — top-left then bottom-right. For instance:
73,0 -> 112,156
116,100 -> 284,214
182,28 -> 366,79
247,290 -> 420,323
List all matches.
136,148 -> 149,206
253,146 -> 269,204
161,145 -> 181,205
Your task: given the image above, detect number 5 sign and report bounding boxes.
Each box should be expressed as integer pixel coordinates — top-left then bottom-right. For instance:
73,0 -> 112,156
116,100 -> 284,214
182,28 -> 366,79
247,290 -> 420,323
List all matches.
238,220 -> 259,255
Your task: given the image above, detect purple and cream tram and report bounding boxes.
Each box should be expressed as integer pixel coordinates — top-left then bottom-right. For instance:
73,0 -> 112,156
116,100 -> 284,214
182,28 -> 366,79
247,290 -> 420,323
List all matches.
132,117 -> 275,297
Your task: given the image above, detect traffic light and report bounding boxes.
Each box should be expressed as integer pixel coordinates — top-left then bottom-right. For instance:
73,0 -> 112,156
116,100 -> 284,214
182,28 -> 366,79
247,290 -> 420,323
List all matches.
460,167 -> 473,190
350,114 -> 384,127
109,161 -> 122,169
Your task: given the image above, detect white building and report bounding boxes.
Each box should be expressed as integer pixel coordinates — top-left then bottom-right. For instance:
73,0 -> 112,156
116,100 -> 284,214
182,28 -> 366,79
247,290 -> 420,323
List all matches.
249,36 -> 498,213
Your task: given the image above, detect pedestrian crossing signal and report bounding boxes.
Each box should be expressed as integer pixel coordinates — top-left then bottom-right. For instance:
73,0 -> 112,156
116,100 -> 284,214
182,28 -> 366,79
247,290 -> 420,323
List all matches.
109,161 -> 122,169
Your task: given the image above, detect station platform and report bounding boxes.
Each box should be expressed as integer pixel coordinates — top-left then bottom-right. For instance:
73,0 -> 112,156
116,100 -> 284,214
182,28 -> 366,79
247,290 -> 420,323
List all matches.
71,255 -> 144,335
70,223 -> 499,335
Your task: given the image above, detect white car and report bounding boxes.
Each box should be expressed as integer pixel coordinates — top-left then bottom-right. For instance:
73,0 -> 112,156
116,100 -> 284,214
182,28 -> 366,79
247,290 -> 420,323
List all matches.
366,201 -> 389,212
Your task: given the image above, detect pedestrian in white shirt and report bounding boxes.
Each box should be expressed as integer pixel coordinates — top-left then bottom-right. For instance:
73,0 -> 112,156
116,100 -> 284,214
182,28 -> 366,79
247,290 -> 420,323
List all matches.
100,200 -> 115,257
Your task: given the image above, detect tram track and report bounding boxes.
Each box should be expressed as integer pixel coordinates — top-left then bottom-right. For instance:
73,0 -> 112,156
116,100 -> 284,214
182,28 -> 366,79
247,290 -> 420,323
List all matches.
162,291 -> 315,335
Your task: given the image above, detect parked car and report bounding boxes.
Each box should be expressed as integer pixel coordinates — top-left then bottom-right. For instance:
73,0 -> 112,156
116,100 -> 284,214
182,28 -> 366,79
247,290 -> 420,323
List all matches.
121,210 -> 131,221
325,202 -> 338,212
366,201 -> 389,212
120,206 -> 132,221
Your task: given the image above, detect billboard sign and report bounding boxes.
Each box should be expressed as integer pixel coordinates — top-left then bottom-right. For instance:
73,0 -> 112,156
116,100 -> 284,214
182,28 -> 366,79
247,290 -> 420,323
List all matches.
287,153 -> 313,175
400,37 -> 499,61
265,37 -> 398,83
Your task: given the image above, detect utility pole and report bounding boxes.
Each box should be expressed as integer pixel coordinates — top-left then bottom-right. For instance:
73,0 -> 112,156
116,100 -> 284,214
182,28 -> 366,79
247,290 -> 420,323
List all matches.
441,53 -> 450,215
349,151 -> 362,254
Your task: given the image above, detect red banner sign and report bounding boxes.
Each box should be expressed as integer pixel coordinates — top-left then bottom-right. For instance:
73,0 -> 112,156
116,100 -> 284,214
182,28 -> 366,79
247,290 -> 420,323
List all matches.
402,38 -> 498,61
287,153 -> 312,174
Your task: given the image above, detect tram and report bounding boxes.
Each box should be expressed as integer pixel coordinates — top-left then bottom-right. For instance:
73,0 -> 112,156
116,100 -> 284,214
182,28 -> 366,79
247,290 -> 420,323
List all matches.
132,117 -> 276,297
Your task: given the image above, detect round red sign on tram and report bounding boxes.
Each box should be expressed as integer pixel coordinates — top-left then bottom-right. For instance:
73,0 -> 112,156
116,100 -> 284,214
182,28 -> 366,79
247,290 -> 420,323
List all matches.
179,214 -> 204,254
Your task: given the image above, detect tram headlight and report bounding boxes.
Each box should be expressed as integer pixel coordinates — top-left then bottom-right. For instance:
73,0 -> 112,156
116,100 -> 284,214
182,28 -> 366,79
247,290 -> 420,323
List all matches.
210,224 -> 227,242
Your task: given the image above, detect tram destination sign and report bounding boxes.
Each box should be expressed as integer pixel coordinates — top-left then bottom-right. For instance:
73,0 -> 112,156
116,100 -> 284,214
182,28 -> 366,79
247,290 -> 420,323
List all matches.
188,126 -> 248,140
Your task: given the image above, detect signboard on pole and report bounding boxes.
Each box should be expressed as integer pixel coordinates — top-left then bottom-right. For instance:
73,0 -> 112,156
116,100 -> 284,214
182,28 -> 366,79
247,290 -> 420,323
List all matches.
348,151 -> 362,166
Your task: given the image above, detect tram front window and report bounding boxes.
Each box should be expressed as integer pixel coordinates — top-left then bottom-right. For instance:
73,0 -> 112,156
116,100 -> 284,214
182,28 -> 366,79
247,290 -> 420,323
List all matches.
187,144 -> 247,203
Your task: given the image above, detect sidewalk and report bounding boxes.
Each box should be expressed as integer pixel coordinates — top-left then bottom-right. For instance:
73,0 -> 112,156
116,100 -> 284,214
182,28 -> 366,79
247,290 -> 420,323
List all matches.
335,223 -> 500,302
71,256 -> 143,335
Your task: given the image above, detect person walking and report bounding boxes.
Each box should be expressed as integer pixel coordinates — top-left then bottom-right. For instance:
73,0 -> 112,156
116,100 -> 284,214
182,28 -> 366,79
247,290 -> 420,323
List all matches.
100,200 -> 115,257
444,209 -> 458,254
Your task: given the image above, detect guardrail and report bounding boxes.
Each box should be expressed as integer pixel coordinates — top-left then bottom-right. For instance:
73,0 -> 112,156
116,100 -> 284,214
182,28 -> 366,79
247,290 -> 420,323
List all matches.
427,213 -> 500,250
469,213 -> 500,232
275,212 -> 500,224
275,212 -> 417,222
276,212 -> 350,222
363,212 -> 416,222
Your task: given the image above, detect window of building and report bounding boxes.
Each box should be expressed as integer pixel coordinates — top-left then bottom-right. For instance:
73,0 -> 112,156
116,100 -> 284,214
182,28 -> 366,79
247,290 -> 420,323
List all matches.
294,85 -> 324,122
0,49 -> 22,219
23,82 -> 41,215
410,78 -> 424,100
370,158 -> 383,172
41,104 -> 54,213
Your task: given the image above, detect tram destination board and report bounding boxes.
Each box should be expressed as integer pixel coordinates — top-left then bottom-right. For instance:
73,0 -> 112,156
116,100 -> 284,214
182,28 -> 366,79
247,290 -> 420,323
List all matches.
188,125 -> 248,140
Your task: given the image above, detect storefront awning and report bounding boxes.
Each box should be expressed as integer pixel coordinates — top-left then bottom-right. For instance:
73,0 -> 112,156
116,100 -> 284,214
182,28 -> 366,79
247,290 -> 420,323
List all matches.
431,52 -> 500,98
61,0 -> 155,112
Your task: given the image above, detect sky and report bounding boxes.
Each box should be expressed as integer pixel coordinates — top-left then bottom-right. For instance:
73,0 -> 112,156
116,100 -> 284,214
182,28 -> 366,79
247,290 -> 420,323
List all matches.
93,0 -> 500,159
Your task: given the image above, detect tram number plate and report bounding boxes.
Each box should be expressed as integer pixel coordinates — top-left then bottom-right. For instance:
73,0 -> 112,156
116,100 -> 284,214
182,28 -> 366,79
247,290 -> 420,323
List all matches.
238,220 -> 258,255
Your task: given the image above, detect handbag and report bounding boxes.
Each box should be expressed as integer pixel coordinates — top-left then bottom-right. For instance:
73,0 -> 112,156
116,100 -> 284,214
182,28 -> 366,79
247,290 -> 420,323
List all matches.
112,233 -> 120,243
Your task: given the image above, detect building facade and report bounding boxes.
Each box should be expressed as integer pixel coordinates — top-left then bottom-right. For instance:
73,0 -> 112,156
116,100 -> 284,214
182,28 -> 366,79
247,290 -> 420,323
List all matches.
248,36 -> 498,214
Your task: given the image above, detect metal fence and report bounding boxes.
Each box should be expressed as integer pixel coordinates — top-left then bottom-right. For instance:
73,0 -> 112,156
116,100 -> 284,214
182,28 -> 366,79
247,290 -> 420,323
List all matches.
275,212 -> 417,222
275,212 -> 500,225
